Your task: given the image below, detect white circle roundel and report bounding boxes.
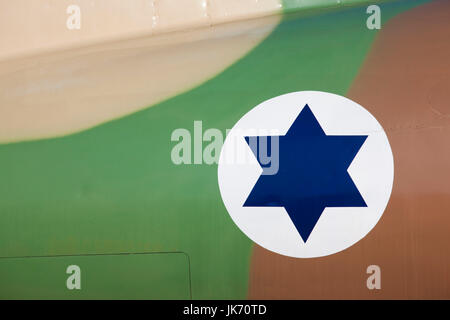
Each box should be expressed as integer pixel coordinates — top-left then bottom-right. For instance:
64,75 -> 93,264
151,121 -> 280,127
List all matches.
218,91 -> 394,258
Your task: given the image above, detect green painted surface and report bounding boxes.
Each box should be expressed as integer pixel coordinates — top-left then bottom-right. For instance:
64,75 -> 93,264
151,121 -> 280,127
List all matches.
0,0 -> 427,299
0,253 -> 190,299
282,0 -> 395,14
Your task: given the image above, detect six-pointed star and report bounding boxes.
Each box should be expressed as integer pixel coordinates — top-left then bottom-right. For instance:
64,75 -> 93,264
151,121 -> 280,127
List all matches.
244,105 -> 368,242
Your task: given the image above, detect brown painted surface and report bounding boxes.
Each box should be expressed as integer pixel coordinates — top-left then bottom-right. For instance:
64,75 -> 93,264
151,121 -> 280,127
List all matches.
249,0 -> 450,299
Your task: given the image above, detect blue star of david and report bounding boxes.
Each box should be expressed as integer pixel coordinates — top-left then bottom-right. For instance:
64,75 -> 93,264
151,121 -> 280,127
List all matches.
244,105 -> 368,242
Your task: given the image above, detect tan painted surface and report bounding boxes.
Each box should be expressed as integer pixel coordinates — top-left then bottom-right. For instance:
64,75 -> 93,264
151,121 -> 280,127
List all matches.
0,4 -> 281,143
0,0 -> 281,61
249,0 -> 450,299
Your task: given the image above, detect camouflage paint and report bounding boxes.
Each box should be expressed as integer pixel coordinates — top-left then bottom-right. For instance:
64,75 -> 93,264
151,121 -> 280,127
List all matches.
0,0 -> 430,299
250,0 -> 449,299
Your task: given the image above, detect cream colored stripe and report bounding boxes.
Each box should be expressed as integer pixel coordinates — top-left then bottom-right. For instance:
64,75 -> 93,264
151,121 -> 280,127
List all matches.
0,11 -> 281,143
0,0 -> 282,61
